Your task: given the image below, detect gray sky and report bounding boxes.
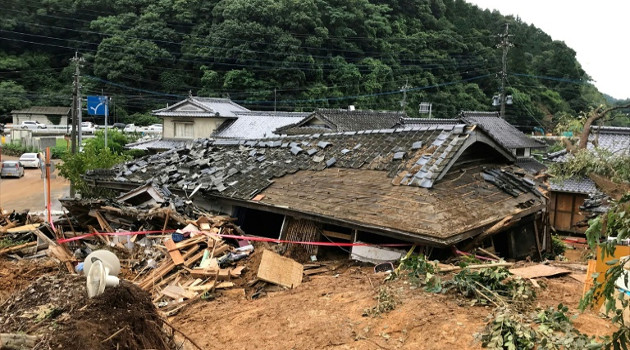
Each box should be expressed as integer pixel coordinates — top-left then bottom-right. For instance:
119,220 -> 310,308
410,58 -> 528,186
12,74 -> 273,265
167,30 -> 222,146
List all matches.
466,0 -> 630,100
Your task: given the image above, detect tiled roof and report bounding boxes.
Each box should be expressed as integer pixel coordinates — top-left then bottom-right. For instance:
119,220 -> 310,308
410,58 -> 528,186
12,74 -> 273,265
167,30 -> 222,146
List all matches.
590,126 -> 630,156
460,111 -> 547,149
11,106 -> 70,115
86,125 -> 542,245
152,97 -> 249,118
126,138 -> 193,151
277,108 -> 404,134
549,177 -> 600,194
545,149 -> 571,163
547,126 -> 630,164
213,111 -> 309,139
515,157 -> 547,174
399,117 -> 461,128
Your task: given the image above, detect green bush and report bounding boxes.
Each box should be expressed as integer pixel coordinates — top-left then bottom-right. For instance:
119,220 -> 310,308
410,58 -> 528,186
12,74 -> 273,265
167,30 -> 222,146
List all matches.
0,142 -> 39,156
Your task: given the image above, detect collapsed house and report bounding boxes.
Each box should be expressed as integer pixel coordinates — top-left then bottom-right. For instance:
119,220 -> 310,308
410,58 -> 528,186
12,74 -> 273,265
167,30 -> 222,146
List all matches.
86,122 -> 549,260
546,126 -> 630,233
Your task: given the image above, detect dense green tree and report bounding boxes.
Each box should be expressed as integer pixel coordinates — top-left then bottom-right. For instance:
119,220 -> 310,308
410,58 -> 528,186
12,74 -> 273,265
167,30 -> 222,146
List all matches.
0,0 -> 608,126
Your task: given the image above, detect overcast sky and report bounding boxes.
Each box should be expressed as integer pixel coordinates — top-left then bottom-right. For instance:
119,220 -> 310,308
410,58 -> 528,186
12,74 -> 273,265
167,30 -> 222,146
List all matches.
466,0 -> 630,100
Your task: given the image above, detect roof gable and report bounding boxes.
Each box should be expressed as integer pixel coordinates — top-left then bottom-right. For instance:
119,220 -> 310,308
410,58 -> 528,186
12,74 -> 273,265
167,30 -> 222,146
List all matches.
277,108 -> 404,135
11,106 -> 70,115
459,111 -> 547,150
152,97 -> 249,118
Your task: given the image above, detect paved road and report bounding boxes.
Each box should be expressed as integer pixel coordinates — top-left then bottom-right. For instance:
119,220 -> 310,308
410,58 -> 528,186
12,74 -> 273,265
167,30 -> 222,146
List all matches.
0,155 -> 70,212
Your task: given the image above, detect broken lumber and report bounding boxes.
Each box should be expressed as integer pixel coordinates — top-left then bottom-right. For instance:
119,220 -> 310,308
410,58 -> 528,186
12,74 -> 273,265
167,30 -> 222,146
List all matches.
257,249 -> 303,288
0,241 -> 37,256
437,262 -> 514,273
0,333 -> 40,349
164,239 -> 185,266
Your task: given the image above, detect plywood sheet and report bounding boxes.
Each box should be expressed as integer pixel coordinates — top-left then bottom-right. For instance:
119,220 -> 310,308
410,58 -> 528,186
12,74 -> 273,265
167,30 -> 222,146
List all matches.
257,249 -> 303,288
509,264 -> 570,279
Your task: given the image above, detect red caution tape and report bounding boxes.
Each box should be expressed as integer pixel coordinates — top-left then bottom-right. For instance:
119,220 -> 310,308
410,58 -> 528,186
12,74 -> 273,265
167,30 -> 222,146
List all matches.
56,229 -> 411,247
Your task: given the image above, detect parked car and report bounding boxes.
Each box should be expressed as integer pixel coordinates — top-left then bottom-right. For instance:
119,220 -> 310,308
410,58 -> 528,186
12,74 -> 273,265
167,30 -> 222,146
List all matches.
19,153 -> 41,168
19,121 -> 47,130
0,161 -> 24,178
123,123 -> 137,132
147,123 -> 163,132
81,122 -> 96,134
112,123 -> 126,130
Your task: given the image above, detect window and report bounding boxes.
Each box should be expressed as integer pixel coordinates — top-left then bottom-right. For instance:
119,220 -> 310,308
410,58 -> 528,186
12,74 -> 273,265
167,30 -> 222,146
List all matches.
516,148 -> 525,157
174,122 -> 193,138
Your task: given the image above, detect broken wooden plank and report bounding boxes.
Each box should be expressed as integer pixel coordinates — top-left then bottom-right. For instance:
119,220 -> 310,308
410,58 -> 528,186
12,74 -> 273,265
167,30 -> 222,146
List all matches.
164,239 -> 185,266
4,224 -> 41,234
509,264 -> 570,279
215,282 -> 234,289
303,266 -> 330,276
257,249 -> 303,289
322,230 -> 352,241
230,266 -> 245,277
0,241 -> 37,256
437,262 -> 514,273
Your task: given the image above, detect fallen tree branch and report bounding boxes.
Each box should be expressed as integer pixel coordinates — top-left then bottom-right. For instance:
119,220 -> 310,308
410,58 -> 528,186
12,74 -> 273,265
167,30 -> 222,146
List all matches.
161,319 -> 204,350
437,262 -> 514,273
0,333 -> 40,349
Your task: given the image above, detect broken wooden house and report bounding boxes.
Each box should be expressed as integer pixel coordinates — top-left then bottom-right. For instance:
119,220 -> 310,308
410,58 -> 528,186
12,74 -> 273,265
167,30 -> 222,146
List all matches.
85,123 -> 549,260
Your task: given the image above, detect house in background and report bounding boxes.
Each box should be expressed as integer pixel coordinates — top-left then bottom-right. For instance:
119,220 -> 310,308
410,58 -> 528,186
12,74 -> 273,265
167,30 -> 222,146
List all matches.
130,97 -> 309,152
546,126 -> 630,233
11,106 -> 71,126
275,107 -> 405,135
212,111 -> 310,139
152,96 -> 250,139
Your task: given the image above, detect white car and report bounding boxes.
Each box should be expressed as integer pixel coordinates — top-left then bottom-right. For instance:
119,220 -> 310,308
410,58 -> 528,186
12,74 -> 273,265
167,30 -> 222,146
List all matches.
19,153 -> 41,168
81,122 -> 96,134
123,124 -> 137,132
19,121 -> 47,130
147,124 -> 163,131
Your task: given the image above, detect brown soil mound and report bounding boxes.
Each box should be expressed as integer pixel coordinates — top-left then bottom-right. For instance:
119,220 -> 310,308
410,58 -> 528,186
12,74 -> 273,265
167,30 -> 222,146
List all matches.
0,257 -> 60,303
0,274 -> 176,350
0,274 -> 87,334
49,282 -> 176,350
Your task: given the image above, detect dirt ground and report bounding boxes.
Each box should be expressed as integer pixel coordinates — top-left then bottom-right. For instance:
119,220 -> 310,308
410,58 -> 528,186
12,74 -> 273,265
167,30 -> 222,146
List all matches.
0,253 -> 614,350
0,155 -> 70,212
173,264 -> 613,350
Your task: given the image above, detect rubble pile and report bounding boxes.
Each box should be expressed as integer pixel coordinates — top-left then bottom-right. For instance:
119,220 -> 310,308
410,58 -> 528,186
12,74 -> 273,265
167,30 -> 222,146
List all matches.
0,275 -> 178,350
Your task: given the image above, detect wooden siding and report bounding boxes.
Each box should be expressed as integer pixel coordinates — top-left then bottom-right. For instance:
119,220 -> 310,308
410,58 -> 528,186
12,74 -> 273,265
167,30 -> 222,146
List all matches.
549,192 -> 588,233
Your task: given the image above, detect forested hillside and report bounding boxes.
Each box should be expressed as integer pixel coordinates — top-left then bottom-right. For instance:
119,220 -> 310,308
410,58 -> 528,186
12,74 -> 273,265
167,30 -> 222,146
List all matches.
0,0 -> 607,128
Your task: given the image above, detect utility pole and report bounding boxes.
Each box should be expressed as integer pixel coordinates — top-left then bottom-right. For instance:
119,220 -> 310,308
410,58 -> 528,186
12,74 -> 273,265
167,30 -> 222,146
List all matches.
70,52 -> 83,197
400,79 -> 411,113
497,23 -> 513,118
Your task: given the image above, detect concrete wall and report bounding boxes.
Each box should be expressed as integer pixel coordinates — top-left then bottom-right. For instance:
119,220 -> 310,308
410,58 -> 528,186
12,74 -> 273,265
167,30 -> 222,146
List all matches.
162,117 -> 227,139
12,114 -> 69,126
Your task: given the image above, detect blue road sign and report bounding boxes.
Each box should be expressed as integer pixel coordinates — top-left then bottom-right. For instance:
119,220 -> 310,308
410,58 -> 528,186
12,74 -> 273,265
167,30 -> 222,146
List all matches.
87,95 -> 108,116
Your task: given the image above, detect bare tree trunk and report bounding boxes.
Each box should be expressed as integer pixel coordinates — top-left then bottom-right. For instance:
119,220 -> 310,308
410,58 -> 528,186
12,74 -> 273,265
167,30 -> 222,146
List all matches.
578,104 -> 630,150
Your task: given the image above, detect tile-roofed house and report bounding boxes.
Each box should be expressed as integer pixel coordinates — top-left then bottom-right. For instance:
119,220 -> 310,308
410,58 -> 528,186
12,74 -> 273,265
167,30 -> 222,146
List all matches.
86,124 -> 547,258
589,126 -> 630,156
213,111 -> 310,139
275,108 -> 404,135
11,106 -> 71,125
545,126 -> 630,233
151,95 -> 249,139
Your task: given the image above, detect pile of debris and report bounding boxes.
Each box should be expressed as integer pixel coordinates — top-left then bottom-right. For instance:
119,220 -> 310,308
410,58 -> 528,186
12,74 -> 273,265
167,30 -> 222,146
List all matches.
0,188 -> 309,319
0,275 -> 180,350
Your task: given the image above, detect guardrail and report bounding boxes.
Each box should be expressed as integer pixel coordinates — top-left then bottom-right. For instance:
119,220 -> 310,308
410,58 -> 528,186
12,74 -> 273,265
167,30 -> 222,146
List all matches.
5,126 -> 162,136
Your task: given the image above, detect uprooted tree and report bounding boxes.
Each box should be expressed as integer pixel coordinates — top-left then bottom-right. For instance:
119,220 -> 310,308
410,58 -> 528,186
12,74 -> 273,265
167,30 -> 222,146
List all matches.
575,103 -> 630,150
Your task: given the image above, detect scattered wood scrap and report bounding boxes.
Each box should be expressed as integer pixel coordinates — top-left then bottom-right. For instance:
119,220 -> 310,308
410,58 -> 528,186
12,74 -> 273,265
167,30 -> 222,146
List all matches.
257,249 -> 303,288
509,264 -> 570,279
